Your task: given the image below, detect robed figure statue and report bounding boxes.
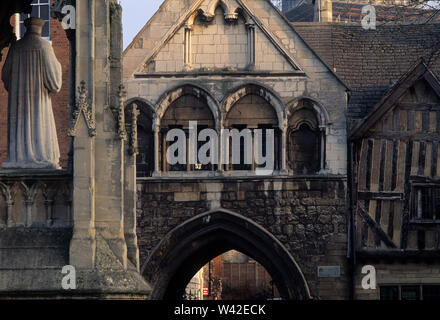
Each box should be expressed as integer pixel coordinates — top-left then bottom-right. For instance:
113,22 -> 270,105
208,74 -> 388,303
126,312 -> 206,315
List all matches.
1,17 -> 62,170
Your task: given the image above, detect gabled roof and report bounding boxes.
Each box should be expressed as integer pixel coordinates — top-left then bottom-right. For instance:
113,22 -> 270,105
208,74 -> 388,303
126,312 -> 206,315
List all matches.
133,0 -> 304,75
350,59 -> 440,140
292,22 -> 440,119
123,0 -> 348,89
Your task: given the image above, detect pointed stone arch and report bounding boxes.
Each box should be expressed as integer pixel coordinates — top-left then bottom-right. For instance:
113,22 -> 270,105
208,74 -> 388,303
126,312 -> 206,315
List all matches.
204,0 -> 239,21
141,209 -> 311,300
221,83 -> 285,129
286,97 -> 330,128
155,84 -> 221,129
124,97 -> 156,177
286,97 -> 329,174
125,97 -> 155,119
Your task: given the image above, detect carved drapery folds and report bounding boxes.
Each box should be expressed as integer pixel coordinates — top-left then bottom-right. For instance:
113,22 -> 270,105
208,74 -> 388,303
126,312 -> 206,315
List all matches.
68,81 -> 96,137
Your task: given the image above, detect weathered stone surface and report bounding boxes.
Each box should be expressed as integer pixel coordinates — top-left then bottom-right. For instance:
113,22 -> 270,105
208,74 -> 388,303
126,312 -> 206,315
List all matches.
1,18 -> 62,170
137,177 -> 348,299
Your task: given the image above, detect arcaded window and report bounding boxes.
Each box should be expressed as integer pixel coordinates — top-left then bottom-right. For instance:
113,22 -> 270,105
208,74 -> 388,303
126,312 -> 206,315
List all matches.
160,94 -> 215,172
288,101 -> 324,174
224,94 -> 280,172
125,101 -> 155,177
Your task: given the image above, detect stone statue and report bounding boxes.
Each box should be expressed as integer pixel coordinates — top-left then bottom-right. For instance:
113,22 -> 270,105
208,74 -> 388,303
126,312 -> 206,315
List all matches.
1,18 -> 62,170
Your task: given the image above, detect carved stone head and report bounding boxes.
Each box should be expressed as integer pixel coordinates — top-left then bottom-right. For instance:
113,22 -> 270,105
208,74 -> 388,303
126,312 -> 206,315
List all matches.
24,17 -> 45,37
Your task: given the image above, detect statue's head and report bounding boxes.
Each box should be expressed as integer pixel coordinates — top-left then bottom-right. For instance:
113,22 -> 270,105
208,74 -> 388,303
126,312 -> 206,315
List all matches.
24,18 -> 45,37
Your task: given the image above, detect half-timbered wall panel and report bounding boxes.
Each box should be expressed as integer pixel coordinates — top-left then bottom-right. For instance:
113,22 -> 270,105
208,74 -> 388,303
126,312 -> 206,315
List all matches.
354,78 -> 440,251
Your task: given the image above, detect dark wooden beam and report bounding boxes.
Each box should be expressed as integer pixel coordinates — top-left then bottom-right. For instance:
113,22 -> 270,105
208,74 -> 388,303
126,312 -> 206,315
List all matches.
358,203 -> 398,249
357,191 -> 404,201
356,248 -> 440,262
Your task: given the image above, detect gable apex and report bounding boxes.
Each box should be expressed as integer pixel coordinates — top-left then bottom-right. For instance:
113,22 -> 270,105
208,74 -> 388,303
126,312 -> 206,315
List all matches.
350,59 -> 440,140
132,0 -> 306,76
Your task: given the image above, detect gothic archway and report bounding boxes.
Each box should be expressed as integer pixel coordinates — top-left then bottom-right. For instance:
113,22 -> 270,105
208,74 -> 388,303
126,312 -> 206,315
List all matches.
141,209 -> 311,300
125,98 -> 155,177
221,83 -> 285,129
155,84 -> 221,130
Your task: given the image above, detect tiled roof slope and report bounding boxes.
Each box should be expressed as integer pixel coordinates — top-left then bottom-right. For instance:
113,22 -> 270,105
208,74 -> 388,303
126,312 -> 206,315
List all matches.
292,22 -> 440,120
285,2 -> 440,23
284,2 -> 315,22
332,2 -> 440,23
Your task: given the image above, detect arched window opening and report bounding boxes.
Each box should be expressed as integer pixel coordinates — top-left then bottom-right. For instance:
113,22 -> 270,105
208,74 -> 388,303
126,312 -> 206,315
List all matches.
126,101 -> 155,177
288,101 -> 325,174
224,94 -> 280,172
160,94 -> 216,172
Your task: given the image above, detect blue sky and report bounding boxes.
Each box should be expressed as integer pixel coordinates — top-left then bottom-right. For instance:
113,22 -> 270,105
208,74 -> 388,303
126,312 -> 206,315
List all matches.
120,0 -> 164,50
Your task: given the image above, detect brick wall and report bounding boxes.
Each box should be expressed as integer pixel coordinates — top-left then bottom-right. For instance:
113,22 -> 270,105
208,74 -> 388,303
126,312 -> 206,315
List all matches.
0,2 -> 71,168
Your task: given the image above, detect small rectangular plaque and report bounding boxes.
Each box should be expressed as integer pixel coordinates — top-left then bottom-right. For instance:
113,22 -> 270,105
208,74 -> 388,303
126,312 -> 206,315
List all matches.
317,266 -> 341,278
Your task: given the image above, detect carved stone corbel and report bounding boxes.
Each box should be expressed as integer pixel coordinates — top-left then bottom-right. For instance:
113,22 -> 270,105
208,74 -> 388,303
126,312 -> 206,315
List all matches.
68,81 -> 96,137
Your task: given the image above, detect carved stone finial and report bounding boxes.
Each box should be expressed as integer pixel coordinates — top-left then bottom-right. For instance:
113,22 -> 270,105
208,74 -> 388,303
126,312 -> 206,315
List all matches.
68,81 -> 96,137
117,85 -> 127,141
128,104 -> 140,156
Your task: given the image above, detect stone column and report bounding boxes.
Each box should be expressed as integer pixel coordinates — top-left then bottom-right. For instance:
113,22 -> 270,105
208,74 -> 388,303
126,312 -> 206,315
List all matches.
183,24 -> 192,71
124,104 -> 140,271
69,0 -> 96,269
281,126 -> 288,174
153,123 -> 161,175
246,23 -> 255,70
217,121 -> 224,174
320,126 -> 326,172
68,0 -> 150,296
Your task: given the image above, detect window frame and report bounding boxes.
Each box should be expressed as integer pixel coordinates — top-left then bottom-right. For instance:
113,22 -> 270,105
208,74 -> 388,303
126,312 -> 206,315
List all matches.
410,183 -> 440,224
18,0 -> 51,41
380,284 -> 440,301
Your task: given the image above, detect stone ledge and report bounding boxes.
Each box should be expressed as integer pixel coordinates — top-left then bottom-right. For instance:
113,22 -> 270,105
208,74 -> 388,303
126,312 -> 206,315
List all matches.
0,169 -> 72,179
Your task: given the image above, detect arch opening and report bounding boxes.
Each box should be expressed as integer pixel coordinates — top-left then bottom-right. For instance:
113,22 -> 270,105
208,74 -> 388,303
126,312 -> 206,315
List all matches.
141,210 -> 311,300
125,98 -> 155,177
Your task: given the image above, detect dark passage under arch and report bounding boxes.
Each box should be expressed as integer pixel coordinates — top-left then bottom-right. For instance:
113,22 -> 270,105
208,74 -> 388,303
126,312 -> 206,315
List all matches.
141,210 -> 311,300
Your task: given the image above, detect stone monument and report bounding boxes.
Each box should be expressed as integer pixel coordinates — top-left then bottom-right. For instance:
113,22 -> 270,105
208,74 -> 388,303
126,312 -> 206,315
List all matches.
1,17 -> 62,170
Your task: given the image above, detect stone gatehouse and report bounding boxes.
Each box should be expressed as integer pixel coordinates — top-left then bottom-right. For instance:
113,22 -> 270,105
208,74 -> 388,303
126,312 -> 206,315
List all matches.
124,0 -> 349,300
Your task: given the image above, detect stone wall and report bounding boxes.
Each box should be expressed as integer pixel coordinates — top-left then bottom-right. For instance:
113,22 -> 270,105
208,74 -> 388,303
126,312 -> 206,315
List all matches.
136,176 -> 349,299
